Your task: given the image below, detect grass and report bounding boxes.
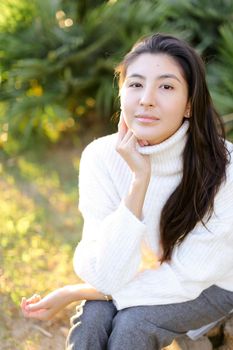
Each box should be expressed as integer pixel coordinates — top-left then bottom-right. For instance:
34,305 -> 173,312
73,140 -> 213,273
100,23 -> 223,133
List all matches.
0,143 -> 84,349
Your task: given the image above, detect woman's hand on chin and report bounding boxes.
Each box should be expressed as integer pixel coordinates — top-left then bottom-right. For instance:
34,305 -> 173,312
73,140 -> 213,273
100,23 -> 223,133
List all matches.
137,139 -> 150,147
116,113 -> 151,179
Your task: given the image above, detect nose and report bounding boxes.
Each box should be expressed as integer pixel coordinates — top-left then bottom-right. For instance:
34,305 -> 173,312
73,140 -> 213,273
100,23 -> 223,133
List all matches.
139,87 -> 156,108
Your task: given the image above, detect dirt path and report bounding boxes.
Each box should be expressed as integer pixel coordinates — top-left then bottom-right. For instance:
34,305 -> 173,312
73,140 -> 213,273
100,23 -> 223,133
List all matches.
0,297 -> 75,350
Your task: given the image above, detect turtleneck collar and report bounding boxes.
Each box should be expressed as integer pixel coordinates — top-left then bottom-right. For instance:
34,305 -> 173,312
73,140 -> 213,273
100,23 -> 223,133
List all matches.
136,120 -> 189,176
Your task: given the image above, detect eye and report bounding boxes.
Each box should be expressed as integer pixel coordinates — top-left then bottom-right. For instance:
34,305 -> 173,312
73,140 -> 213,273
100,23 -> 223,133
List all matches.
160,84 -> 173,90
129,82 -> 142,88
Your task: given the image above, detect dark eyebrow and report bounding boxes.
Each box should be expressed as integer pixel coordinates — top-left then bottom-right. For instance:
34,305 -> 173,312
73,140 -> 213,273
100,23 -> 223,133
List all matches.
159,74 -> 182,83
127,73 -> 182,83
127,74 -> 145,80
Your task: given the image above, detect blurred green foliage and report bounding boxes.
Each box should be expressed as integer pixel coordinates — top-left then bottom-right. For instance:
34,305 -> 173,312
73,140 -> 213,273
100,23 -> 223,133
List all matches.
0,146 -> 82,306
0,0 -> 36,33
0,0 -> 233,152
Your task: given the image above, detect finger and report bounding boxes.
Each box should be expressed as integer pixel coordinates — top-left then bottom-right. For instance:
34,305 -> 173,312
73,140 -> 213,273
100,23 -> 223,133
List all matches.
120,129 -> 134,145
21,297 -> 27,310
116,134 -> 138,158
25,298 -> 47,312
138,139 -> 149,146
116,131 -> 135,152
116,127 -> 130,148
138,140 -> 144,147
117,113 -> 128,137
25,294 -> 41,305
118,111 -> 125,125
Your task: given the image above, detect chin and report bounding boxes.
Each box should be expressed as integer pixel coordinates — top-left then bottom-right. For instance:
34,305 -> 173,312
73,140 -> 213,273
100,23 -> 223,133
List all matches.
132,131 -> 159,144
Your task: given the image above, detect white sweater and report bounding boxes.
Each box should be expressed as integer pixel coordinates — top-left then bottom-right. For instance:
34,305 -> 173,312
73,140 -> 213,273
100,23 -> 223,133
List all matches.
73,121 -> 233,310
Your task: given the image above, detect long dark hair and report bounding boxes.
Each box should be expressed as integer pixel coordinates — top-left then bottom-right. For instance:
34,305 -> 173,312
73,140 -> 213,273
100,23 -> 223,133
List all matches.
115,33 -> 229,262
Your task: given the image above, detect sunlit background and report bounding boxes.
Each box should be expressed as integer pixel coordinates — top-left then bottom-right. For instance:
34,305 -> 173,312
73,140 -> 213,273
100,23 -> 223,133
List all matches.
0,0 -> 233,349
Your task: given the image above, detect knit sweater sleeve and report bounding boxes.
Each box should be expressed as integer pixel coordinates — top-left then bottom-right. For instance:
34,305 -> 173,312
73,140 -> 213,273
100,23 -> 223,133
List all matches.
112,164 -> 233,309
73,139 -> 146,294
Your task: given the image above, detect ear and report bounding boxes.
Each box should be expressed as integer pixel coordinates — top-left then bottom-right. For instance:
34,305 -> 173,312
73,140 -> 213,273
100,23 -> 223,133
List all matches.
184,101 -> 191,118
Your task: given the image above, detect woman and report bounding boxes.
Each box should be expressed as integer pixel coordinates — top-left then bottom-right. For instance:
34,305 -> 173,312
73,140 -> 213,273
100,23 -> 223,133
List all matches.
21,33 -> 233,350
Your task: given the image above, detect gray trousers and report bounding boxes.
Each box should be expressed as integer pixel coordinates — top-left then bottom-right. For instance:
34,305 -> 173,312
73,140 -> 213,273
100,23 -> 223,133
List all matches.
66,285 -> 233,350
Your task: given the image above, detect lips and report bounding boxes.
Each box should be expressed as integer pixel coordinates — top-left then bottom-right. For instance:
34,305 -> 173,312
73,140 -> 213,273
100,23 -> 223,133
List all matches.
135,114 -> 160,123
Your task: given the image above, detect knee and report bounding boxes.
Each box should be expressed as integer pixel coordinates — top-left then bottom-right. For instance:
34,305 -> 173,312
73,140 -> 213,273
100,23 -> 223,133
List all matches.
71,301 -> 115,327
66,301 -> 117,349
112,308 -> 148,336
110,308 -> 174,349
82,301 -> 116,327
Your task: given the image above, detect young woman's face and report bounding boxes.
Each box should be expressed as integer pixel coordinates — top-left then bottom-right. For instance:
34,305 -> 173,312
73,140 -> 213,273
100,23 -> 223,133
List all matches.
120,53 -> 190,145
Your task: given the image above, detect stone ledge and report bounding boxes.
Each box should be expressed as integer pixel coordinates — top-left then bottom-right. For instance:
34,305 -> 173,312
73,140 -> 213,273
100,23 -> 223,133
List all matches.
163,314 -> 233,350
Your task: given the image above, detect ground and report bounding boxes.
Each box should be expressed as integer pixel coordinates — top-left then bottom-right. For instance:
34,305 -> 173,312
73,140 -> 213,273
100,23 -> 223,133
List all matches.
0,143 -> 84,350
